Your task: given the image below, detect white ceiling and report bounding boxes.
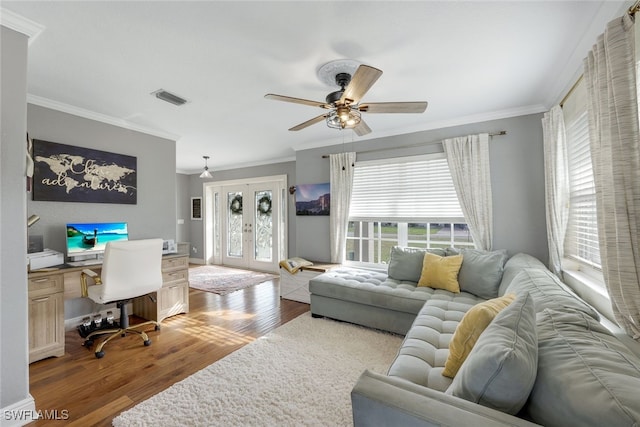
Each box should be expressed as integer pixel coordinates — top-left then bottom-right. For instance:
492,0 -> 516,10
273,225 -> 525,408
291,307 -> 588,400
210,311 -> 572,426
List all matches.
1,1 -> 629,173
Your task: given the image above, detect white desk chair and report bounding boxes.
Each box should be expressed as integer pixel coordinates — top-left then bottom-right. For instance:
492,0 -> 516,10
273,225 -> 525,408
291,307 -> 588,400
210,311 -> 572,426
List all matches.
80,238 -> 163,358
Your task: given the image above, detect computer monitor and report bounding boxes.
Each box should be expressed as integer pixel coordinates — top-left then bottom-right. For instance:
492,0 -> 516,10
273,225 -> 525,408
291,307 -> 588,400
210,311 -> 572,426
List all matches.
66,222 -> 128,261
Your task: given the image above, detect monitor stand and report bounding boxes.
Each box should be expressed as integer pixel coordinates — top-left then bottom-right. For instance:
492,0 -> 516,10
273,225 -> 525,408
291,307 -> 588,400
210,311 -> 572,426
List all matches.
67,254 -> 103,267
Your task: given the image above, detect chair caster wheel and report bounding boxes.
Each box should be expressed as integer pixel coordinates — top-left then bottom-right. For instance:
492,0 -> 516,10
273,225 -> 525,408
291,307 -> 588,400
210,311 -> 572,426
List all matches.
155,325 -> 160,331
84,339 -> 94,348
144,340 -> 151,346
95,351 -> 105,359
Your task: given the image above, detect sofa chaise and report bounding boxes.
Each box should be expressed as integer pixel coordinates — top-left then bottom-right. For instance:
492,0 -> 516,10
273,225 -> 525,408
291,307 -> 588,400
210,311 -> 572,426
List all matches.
308,247 -> 640,426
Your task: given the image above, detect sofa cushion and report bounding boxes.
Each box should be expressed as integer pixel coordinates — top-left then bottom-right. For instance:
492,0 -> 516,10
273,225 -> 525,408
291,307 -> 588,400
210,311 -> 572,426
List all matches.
497,252 -> 547,296
387,246 -> 447,283
506,268 -> 600,320
442,293 -> 516,378
457,249 -> 508,299
527,308 -> 640,427
309,267 -> 431,315
418,253 -> 463,293
387,291 -> 485,392
447,292 -> 538,415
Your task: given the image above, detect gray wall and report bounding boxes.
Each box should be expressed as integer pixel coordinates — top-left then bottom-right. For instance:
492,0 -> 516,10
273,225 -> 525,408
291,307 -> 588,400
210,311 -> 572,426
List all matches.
26,104 -> 178,319
295,113 -> 548,263
185,161 -> 296,260
176,173 -> 190,243
1,25 -> 32,414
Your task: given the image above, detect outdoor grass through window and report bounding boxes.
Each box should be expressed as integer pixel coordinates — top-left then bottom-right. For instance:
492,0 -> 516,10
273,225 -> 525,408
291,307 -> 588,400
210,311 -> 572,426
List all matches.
346,221 -> 473,264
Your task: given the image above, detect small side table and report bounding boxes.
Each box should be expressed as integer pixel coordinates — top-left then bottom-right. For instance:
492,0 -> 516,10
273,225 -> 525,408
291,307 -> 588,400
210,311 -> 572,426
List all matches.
279,263 -> 337,304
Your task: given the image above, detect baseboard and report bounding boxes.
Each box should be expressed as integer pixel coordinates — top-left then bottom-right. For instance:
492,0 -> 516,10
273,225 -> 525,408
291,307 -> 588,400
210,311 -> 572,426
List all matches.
189,257 -> 205,265
64,306 -> 123,332
1,394 -> 37,426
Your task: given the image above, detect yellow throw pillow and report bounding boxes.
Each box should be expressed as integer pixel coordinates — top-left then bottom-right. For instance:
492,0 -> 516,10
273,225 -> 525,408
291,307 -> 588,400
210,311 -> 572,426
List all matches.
442,293 -> 516,378
417,253 -> 463,293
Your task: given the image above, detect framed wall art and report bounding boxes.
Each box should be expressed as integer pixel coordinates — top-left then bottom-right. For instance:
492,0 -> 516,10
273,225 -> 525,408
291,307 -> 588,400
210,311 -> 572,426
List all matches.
295,182 -> 330,216
32,139 -> 137,204
191,197 -> 202,220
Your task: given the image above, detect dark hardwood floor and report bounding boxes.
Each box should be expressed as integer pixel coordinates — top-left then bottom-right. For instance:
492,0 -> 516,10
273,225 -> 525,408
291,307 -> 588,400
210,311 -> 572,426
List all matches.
27,274 -> 309,426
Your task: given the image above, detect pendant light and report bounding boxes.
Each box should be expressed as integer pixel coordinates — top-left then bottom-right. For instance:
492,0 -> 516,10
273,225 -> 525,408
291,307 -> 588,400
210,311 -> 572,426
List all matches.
199,155 -> 212,179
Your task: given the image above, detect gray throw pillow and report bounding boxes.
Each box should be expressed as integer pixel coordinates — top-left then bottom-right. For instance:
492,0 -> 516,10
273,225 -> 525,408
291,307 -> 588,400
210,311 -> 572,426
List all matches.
447,292 -> 537,415
526,308 -> 640,427
457,249 -> 508,299
387,246 -> 446,283
445,247 -> 460,256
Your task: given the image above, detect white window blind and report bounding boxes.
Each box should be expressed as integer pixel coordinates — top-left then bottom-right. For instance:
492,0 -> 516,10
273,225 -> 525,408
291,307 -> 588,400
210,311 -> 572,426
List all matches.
564,108 -> 601,268
349,154 -> 464,222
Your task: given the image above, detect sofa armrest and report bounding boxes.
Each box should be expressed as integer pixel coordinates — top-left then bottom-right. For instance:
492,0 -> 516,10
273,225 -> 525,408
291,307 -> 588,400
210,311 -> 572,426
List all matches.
351,370 -> 540,427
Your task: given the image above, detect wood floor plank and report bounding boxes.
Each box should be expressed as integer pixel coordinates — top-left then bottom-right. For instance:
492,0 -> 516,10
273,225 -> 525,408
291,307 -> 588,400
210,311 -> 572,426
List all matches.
66,396 -> 133,427
26,276 -> 309,426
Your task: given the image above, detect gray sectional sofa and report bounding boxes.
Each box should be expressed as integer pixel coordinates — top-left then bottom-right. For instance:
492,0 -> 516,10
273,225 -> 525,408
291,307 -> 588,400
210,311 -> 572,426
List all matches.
308,248 -> 640,426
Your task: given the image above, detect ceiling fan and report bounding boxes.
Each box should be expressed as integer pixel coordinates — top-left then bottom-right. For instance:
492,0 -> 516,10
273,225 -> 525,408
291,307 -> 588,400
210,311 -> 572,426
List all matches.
265,62 -> 428,136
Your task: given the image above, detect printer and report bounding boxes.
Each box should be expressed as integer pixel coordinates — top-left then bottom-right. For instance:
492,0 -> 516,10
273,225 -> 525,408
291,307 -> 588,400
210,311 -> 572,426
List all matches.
27,249 -> 64,271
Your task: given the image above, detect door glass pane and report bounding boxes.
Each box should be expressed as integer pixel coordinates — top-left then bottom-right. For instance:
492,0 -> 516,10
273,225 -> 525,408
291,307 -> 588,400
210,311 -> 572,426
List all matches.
254,190 -> 273,262
213,191 -> 222,257
227,192 -> 243,257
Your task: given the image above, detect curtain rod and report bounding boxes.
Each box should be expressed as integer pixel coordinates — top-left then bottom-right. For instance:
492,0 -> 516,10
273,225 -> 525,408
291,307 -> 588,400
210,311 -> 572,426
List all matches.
560,1 -> 638,108
321,131 -> 507,158
560,75 -> 584,107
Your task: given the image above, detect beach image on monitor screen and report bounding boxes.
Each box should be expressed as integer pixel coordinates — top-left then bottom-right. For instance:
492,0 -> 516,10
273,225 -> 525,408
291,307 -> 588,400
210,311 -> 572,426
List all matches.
66,222 -> 128,255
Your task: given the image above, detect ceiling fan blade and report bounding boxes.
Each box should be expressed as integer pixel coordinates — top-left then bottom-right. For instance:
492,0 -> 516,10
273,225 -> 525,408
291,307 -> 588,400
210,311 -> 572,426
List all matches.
289,114 -> 328,131
339,65 -> 383,105
353,119 -> 372,136
358,102 -> 428,114
265,94 -> 330,109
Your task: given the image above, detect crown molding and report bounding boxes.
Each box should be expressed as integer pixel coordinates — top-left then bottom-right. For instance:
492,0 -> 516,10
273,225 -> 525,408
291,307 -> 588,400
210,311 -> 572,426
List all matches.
177,155 -> 297,175
27,94 -> 181,142
0,8 -> 44,44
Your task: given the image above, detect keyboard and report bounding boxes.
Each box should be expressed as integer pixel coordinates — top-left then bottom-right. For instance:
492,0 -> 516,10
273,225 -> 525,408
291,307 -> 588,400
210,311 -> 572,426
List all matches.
67,259 -> 103,267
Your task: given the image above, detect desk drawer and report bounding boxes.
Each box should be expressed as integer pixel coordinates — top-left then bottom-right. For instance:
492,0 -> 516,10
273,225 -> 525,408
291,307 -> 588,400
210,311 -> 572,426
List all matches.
162,269 -> 188,285
28,274 -> 63,298
162,256 -> 188,272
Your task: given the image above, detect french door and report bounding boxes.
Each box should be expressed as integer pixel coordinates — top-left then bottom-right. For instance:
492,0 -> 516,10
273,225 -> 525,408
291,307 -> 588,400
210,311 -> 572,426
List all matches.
204,176 -> 286,273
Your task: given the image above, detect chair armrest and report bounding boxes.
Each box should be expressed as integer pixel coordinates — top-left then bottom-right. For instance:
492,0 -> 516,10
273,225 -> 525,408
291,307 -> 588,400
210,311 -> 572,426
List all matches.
82,268 -> 99,278
80,269 -> 101,297
351,370 -> 540,427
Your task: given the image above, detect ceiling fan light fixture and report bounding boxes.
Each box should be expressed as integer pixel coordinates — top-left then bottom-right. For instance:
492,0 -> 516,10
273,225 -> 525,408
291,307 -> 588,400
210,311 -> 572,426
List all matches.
326,107 -> 361,130
199,155 -> 212,179
266,62 -> 425,137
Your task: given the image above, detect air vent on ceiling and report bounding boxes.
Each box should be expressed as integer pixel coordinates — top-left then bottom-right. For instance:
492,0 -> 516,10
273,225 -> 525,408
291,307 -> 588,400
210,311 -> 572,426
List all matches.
151,89 -> 188,106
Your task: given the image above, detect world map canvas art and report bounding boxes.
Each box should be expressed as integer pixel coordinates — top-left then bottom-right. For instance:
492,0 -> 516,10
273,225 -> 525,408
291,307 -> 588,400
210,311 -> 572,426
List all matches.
32,139 -> 137,204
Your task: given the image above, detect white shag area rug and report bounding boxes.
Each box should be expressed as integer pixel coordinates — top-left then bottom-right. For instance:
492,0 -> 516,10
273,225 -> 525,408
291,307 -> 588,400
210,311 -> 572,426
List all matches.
112,313 -> 402,427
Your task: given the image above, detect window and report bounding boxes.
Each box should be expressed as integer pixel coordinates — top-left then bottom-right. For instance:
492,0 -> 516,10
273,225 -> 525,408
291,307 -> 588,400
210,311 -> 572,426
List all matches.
346,154 -> 472,265
562,79 -> 601,270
